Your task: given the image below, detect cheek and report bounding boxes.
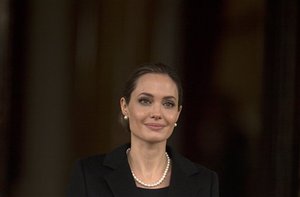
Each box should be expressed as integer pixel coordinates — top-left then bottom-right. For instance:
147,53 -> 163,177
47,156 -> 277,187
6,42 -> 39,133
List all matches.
166,112 -> 179,123
129,107 -> 148,121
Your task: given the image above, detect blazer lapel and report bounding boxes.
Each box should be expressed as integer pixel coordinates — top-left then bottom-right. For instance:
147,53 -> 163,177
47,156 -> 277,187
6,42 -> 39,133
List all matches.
102,144 -> 207,197
167,146 -> 201,197
103,144 -> 140,197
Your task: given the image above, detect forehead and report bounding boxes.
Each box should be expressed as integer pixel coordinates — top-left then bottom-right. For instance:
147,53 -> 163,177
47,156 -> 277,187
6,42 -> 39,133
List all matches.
133,73 -> 178,97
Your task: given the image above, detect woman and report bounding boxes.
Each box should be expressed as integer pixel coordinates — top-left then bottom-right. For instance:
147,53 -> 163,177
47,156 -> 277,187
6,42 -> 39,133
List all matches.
67,63 -> 219,197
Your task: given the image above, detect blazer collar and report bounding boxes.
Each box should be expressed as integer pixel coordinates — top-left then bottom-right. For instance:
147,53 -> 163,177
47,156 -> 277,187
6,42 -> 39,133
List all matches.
102,144 -> 139,196
102,143 -> 200,197
166,146 -> 202,196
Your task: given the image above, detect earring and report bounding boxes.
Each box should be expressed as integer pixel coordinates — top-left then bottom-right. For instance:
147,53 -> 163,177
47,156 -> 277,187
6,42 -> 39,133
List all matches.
174,123 -> 177,127
124,115 -> 128,120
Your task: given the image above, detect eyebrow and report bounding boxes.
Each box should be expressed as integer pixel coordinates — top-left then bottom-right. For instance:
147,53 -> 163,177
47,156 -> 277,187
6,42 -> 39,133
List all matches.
138,92 -> 177,101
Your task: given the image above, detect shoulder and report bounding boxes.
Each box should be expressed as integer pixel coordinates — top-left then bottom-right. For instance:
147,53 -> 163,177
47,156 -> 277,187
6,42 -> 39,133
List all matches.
77,154 -> 106,168
193,162 -> 219,183
74,143 -> 130,173
167,146 -> 219,196
67,154 -> 108,196
167,145 -> 218,179
79,153 -> 106,163
67,144 -> 131,196
71,154 -> 109,179
194,162 -> 218,176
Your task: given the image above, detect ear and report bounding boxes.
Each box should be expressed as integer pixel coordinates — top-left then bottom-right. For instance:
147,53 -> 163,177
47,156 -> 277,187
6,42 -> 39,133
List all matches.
120,97 -> 128,116
175,105 -> 182,122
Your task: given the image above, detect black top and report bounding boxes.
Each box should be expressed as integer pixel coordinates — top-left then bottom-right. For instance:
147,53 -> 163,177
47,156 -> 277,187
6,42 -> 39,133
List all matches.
137,187 -> 169,197
67,143 -> 219,197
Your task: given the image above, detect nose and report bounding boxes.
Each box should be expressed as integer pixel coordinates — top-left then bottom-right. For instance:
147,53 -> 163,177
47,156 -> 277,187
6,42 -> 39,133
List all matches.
151,114 -> 161,120
150,104 -> 162,120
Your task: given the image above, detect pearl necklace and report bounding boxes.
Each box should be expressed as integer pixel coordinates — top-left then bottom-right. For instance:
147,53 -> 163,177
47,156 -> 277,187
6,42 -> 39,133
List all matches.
126,148 -> 170,188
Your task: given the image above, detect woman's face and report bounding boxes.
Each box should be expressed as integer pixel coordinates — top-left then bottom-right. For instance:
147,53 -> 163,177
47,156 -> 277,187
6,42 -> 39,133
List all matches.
120,73 -> 182,144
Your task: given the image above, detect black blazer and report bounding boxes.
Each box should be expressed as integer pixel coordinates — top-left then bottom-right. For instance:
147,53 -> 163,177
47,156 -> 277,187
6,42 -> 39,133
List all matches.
67,144 -> 219,197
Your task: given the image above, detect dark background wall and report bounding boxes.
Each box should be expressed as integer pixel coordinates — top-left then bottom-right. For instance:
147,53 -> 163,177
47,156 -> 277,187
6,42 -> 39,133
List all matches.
0,0 -> 299,196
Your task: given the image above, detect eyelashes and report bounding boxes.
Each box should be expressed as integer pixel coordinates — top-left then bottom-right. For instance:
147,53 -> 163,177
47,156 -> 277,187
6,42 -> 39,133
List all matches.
163,101 -> 175,108
138,98 -> 151,105
138,97 -> 176,108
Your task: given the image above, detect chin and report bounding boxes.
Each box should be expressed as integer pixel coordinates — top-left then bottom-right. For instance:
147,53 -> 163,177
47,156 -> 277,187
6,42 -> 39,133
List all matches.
144,134 -> 172,144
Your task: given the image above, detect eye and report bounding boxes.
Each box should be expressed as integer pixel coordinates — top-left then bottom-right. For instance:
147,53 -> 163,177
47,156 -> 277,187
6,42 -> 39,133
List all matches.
163,101 -> 175,108
138,97 -> 152,106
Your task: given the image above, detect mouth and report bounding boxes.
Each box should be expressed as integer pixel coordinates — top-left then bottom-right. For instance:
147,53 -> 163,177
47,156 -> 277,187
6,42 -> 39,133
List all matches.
145,123 -> 165,131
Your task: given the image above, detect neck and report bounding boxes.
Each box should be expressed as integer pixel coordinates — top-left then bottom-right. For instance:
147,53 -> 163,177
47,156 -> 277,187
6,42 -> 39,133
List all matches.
128,141 -> 168,182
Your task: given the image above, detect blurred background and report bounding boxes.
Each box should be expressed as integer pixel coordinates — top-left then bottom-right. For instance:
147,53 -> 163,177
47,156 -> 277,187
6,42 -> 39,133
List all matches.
0,0 -> 299,196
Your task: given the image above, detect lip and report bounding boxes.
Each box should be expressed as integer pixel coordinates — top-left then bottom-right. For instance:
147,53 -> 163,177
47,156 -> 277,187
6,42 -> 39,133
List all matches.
145,123 -> 165,131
